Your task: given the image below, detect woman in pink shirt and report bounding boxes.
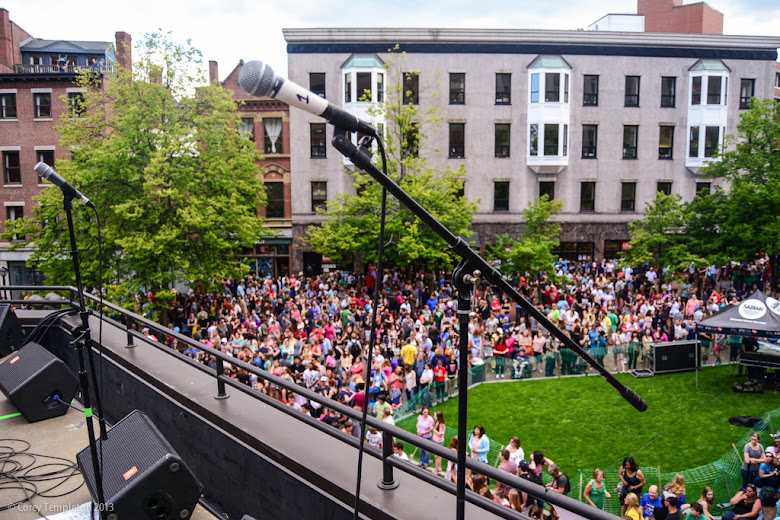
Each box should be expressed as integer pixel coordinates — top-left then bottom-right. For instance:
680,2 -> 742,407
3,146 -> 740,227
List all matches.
432,411 -> 446,475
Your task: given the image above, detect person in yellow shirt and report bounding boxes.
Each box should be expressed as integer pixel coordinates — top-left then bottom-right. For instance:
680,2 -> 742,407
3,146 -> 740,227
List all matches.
401,342 -> 417,369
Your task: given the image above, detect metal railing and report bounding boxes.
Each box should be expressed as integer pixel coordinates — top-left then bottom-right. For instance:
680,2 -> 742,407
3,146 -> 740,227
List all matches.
2,285 -> 619,520
11,64 -> 112,74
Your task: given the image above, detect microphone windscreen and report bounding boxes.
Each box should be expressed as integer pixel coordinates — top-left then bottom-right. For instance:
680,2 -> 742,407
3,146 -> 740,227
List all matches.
34,161 -> 52,178
238,61 -> 276,97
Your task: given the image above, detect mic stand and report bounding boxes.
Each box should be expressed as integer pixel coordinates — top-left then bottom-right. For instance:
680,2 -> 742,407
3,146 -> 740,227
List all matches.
62,193 -> 107,519
331,128 -> 648,520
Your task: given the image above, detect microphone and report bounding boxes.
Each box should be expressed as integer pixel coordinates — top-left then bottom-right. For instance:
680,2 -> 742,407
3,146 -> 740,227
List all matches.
34,162 -> 94,208
238,61 -> 376,136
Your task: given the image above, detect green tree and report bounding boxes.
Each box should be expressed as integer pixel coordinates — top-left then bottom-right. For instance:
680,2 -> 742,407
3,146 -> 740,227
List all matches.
620,192 -> 707,274
689,98 -> 780,276
2,33 -> 266,309
487,195 -> 562,279
306,49 -> 476,271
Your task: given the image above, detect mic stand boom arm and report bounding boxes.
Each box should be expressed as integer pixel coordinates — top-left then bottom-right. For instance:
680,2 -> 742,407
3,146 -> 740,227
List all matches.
331,127 -> 647,520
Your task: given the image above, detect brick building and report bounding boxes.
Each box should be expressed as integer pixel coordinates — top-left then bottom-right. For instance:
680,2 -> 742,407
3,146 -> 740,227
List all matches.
0,8 -> 128,286
212,60 -> 293,277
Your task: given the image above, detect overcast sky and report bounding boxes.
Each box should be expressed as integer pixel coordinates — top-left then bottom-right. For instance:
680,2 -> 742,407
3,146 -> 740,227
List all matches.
5,0 -> 779,79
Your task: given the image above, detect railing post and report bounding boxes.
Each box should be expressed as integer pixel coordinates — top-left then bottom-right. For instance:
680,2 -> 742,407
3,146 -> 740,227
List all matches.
377,429 -> 398,490
214,357 -> 229,400
125,315 -> 136,349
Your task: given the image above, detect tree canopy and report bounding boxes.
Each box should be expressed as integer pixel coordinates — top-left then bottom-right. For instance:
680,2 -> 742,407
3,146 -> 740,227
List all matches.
305,49 -> 476,271
2,33 -> 267,304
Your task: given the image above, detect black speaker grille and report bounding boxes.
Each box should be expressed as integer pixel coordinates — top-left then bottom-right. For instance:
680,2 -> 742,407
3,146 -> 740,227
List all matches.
0,342 -> 55,393
80,410 -> 175,500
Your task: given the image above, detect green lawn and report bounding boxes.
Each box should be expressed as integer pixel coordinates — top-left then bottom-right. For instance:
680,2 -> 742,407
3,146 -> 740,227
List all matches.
397,365 -> 779,477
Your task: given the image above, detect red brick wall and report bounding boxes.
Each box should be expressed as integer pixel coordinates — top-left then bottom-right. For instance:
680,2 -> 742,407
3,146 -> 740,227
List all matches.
638,0 -> 723,34
115,32 -> 132,70
0,80 -> 76,231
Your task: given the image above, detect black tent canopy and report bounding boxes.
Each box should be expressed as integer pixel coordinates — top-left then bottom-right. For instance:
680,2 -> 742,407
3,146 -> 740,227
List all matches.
697,290 -> 780,339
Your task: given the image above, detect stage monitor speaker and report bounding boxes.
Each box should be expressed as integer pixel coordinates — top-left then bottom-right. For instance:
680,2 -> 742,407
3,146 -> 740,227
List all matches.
653,340 -> 699,374
77,410 -> 203,520
0,303 -> 24,356
0,341 -> 78,422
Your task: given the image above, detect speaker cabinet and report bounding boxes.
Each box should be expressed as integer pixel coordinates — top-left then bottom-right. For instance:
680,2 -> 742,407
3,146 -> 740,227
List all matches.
652,340 -> 700,374
77,410 -> 203,520
0,303 -> 24,356
0,341 -> 78,422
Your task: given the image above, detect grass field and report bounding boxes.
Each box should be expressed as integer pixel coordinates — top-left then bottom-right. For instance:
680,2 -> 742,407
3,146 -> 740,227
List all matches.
397,365 -> 779,477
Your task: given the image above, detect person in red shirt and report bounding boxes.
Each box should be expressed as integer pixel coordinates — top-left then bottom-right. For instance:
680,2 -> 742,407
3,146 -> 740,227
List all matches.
493,332 -> 509,379
434,360 -> 448,401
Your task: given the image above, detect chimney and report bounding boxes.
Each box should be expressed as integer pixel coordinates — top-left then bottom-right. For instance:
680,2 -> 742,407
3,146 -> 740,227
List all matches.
209,60 -> 219,85
0,9 -> 14,66
115,31 -> 132,71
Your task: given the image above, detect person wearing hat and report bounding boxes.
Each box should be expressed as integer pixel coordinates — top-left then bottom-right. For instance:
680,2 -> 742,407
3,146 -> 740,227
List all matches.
655,491 -> 681,520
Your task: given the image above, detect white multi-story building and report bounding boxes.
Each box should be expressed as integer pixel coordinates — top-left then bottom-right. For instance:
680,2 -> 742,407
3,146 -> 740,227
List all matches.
285,27 -> 780,272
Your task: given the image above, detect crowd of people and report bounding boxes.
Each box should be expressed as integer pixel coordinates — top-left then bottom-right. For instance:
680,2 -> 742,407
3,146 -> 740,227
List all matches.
128,256 -> 775,514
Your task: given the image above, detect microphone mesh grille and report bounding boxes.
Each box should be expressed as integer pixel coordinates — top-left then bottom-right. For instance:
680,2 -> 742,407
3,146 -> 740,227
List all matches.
238,61 -> 275,97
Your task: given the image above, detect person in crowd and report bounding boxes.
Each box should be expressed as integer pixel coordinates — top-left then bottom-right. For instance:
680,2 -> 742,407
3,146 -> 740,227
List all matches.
547,464 -> 570,495
445,436 -> 458,484
620,456 -> 646,514
497,449 -> 518,498
624,492 -> 642,520
681,488 -> 715,520
416,406 -> 434,469
641,485 -> 663,520
506,436 -> 525,467
754,449 -> 780,489
664,473 -> 687,509
722,484 -> 762,520
742,432 -> 765,490
584,468 -> 611,510
432,410 -> 447,475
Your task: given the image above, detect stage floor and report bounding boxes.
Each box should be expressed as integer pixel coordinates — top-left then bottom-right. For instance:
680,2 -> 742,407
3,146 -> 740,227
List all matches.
0,354 -> 216,520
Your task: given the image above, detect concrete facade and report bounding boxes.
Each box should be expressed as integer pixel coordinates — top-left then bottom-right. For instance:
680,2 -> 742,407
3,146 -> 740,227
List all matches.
284,28 -> 780,273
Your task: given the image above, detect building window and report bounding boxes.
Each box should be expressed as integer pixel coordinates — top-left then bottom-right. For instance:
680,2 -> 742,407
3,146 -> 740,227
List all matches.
356,72 -> 371,101
583,75 -> 598,106
621,182 -> 636,212
263,118 -> 283,154
688,126 -> 699,157
545,73 -> 560,102
493,181 -> 509,212
310,123 -> 326,158
36,150 -> 54,183
657,181 -> 672,195
543,123 -> 559,156
450,73 -> 465,104
604,240 -> 625,260
403,72 -> 419,105
344,73 -> 352,103
403,123 -> 419,158
625,76 -> 640,107
0,93 -> 16,118
696,182 -> 711,194
659,126 -> 674,159
5,206 -> 23,241
553,242 -> 594,262
661,77 -> 676,107
530,73 -> 539,103
623,125 -> 638,159
239,118 -> 255,141
529,124 -> 538,156
34,93 -> 51,118
449,123 -> 465,158
68,92 -> 85,116
691,76 -> 702,105
494,123 -> 510,158
495,73 -> 511,104
310,73 -> 326,98
539,181 -> 555,201
3,151 -> 21,185
264,182 -> 284,219
707,76 -> 723,105
376,73 -> 384,102
582,124 -> 597,158
739,79 -> 755,109
580,182 -> 595,212
704,126 -> 720,157
563,124 -> 568,156
311,182 -> 327,212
